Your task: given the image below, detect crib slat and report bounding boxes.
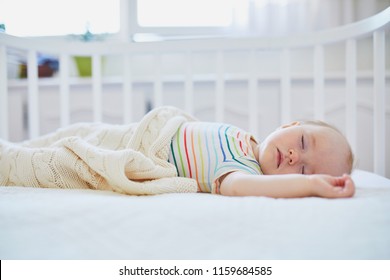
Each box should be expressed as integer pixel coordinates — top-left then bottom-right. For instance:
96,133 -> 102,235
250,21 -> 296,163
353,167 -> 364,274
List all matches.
345,39 -> 357,153
123,53 -> 132,124
59,53 -> 70,127
280,49 -> 291,124
314,45 -> 325,120
154,54 -> 163,108
216,51 -> 224,122
248,50 -> 259,137
92,54 -> 102,122
27,50 -> 39,138
0,45 -> 8,140
373,30 -> 386,176
185,51 -> 194,115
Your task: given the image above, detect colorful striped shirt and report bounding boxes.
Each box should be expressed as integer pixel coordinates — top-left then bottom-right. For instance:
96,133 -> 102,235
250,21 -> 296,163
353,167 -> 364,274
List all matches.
168,122 -> 262,193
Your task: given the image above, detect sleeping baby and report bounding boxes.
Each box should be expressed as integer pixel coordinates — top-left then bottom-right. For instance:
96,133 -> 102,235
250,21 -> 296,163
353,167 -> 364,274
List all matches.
0,106 -> 355,198
169,120 -> 355,198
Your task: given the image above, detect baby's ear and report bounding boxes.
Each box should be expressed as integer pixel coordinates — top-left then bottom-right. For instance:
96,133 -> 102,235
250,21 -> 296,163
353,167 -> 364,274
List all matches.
280,121 -> 301,129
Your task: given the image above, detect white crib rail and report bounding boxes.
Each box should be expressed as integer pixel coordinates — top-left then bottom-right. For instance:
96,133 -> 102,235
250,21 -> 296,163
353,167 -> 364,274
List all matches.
0,45 -> 7,140
345,39 -> 357,153
373,30 -> 386,176
0,7 -> 389,176
59,54 -> 70,127
27,50 -> 39,139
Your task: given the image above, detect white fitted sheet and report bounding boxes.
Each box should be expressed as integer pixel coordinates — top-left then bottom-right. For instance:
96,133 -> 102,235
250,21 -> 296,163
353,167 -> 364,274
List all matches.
0,169 -> 389,260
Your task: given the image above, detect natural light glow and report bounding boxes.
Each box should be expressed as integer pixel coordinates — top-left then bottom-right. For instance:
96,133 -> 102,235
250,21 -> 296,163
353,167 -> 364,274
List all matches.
137,0 -> 234,27
0,0 -> 119,36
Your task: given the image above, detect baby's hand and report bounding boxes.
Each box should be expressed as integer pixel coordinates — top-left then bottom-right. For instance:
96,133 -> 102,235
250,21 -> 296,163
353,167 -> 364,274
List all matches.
309,174 -> 355,198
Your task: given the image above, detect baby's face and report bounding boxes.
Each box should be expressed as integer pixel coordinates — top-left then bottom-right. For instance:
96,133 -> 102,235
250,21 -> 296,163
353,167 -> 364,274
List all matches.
257,122 -> 351,176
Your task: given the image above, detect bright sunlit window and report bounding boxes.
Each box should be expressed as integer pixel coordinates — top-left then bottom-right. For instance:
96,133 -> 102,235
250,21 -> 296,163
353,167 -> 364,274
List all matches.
0,0 -> 119,36
137,0 -> 234,27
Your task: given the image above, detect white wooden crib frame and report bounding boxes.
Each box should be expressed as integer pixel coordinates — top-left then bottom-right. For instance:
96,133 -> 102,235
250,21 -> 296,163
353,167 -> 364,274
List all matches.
0,7 -> 389,176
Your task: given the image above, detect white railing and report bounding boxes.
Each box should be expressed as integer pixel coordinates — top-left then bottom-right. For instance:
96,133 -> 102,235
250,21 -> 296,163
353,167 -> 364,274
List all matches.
0,7 -> 389,176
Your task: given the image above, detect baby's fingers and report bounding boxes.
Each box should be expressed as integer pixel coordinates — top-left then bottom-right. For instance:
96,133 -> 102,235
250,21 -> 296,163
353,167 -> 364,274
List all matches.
344,176 -> 355,197
334,175 -> 355,197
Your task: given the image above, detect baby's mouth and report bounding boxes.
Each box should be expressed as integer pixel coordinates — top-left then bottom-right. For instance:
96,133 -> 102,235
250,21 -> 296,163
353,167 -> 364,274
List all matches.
277,148 -> 282,168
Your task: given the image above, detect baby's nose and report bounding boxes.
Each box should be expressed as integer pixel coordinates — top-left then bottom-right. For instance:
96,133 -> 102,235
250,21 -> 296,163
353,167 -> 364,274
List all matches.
288,149 -> 299,165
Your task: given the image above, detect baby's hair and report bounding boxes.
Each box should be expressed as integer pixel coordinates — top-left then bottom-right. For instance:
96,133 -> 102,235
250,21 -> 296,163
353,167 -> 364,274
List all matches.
299,120 -> 355,174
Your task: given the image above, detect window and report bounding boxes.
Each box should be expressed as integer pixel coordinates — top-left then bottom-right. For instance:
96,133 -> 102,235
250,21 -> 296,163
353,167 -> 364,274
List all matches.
0,0 -> 119,37
127,0 -> 387,41
127,0 -> 248,39
127,0 -> 322,40
137,0 -> 234,27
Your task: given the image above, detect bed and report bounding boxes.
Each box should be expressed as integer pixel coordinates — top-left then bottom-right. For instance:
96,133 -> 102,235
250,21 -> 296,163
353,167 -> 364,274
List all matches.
0,169 -> 389,260
0,8 -> 389,260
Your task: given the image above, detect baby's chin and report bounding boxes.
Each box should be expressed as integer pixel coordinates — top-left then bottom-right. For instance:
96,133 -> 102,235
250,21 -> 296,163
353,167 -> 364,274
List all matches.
259,165 -> 274,175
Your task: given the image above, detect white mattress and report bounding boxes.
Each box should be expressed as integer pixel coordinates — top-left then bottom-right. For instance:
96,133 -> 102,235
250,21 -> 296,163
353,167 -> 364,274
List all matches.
0,169 -> 389,260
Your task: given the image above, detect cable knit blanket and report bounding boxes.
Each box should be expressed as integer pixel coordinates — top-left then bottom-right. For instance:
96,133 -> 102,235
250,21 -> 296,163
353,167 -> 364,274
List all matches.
0,106 -> 198,195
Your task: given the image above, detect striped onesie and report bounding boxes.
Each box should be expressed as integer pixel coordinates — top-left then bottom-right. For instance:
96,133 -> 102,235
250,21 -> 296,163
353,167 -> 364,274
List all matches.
168,122 -> 262,194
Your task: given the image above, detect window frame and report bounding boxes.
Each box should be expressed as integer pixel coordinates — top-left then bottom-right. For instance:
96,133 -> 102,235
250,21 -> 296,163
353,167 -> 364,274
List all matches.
124,0 -> 240,40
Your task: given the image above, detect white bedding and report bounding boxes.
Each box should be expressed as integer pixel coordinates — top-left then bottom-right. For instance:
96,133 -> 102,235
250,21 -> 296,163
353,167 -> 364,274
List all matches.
0,169 -> 389,260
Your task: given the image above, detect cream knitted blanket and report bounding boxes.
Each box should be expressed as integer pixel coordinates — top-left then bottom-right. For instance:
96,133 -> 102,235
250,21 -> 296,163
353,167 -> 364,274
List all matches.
0,106 -> 198,195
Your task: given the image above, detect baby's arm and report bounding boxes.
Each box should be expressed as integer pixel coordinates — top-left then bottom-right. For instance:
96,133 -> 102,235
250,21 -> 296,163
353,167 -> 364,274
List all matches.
219,172 -> 355,198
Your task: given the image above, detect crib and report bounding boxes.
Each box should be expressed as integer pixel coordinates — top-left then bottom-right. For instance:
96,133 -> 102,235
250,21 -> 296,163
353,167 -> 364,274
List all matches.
1,6 -> 389,177
0,8 -> 390,260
